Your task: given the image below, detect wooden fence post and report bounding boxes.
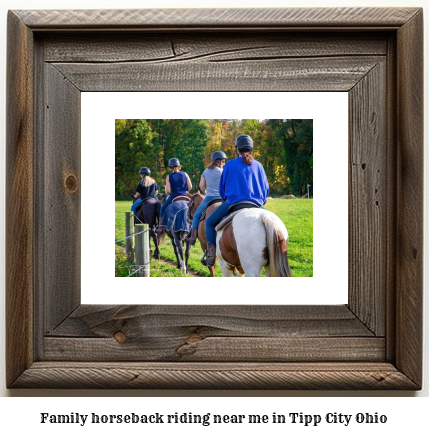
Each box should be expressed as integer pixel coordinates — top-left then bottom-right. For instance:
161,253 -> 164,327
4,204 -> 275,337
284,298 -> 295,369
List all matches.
134,223 -> 150,277
125,211 -> 133,262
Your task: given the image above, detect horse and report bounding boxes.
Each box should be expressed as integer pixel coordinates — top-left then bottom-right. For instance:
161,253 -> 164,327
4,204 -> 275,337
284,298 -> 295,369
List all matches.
131,196 -> 161,259
215,207 -> 293,277
186,191 -> 222,277
162,196 -> 192,274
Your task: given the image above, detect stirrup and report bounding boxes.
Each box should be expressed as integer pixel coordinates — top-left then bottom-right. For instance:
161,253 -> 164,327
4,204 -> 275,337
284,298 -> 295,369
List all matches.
200,250 -> 207,266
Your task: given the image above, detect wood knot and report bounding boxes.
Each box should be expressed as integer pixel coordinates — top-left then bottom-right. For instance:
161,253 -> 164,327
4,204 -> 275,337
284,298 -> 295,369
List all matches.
114,331 -> 128,343
186,333 -> 203,344
64,174 -> 78,193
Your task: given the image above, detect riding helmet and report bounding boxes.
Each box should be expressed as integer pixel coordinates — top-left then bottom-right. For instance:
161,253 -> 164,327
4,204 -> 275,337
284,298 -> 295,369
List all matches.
235,134 -> 254,152
211,150 -> 227,161
168,158 -> 181,167
139,167 -> 151,176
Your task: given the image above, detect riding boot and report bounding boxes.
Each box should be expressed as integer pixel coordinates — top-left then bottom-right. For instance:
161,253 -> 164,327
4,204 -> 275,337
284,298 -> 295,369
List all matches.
156,217 -> 163,234
185,227 -> 198,245
206,241 -> 216,267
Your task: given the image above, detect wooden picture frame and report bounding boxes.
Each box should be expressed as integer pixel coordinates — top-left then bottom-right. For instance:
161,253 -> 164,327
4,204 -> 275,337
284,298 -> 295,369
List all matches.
6,7 -> 423,389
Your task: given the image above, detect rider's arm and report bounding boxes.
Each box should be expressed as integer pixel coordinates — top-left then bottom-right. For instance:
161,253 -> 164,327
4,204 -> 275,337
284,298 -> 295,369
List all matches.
134,182 -> 142,198
185,173 -> 192,191
260,164 -> 270,204
199,176 -> 206,194
218,164 -> 228,200
165,175 -> 171,194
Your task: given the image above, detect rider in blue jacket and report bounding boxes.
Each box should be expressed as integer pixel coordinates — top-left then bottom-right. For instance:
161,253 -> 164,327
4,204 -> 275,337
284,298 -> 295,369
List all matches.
204,134 -> 269,267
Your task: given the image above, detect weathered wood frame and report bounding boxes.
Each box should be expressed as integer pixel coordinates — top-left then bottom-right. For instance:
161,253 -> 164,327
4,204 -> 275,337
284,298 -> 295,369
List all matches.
6,8 -> 423,389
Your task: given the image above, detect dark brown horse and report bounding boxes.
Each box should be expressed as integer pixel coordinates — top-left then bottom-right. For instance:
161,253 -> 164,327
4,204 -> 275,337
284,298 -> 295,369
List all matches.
131,196 -> 162,259
186,191 -> 222,277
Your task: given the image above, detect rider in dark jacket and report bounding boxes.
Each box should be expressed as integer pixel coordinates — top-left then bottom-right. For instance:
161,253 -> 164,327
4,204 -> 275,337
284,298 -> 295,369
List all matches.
131,167 -> 159,215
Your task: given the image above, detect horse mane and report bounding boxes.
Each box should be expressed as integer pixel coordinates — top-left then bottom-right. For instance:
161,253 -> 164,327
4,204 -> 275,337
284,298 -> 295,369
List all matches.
262,212 -> 292,277
187,191 -> 204,200
187,191 -> 204,214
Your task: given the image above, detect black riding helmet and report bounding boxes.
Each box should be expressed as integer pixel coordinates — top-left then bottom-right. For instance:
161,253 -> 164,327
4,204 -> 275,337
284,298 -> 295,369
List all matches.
139,167 -> 151,176
168,158 -> 180,168
211,150 -> 227,161
235,134 -> 254,153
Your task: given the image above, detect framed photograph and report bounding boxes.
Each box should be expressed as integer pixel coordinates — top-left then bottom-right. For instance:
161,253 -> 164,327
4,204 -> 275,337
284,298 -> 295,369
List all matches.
6,7 -> 423,389
85,92 -> 347,305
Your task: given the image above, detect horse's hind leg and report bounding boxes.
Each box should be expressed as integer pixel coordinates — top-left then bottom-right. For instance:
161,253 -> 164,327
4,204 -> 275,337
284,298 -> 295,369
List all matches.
208,265 -> 215,277
172,241 -> 181,269
184,239 -> 191,275
235,268 -> 246,277
173,232 -> 185,271
217,257 -> 236,277
151,228 -> 160,259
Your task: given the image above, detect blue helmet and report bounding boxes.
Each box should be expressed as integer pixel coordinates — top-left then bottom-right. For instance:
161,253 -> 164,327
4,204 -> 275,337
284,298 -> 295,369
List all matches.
139,167 -> 151,176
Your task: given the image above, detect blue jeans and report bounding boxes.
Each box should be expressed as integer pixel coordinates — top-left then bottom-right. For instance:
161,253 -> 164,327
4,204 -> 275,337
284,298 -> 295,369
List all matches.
160,195 -> 173,218
192,195 -> 219,229
205,202 -> 264,245
131,197 -> 143,214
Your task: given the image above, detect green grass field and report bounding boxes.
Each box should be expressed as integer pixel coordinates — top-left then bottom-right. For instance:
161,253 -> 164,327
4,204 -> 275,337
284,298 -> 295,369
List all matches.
115,199 -> 313,277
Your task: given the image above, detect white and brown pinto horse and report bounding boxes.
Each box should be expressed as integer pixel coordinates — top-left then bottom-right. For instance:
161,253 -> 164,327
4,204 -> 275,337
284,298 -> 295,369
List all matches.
216,208 -> 292,277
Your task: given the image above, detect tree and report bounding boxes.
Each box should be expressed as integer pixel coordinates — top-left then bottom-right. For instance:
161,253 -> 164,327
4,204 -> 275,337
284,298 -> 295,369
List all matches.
266,119 -> 313,196
115,119 -> 153,199
115,118 -> 313,200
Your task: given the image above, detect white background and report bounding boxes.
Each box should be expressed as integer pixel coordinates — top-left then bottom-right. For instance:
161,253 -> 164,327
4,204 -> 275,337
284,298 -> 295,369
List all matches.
0,0 -> 428,426
82,92 -> 348,305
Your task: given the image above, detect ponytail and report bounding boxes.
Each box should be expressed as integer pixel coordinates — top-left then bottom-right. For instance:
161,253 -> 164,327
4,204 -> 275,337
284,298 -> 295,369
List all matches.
207,158 -> 223,170
241,152 -> 254,165
142,175 -> 156,187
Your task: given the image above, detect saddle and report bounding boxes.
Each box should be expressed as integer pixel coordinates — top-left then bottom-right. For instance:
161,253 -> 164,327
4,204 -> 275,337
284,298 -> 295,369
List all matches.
133,196 -> 156,213
215,201 -> 260,232
227,200 -> 259,214
172,196 -> 190,203
199,197 -> 223,223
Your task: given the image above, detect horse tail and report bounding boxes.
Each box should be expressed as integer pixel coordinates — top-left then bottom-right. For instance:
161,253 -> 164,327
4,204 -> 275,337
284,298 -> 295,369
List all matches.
155,201 -> 166,244
262,212 -> 292,277
155,201 -> 161,225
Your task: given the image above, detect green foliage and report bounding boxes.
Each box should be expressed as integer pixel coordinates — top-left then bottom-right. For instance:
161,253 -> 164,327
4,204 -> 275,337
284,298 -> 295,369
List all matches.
115,246 -> 135,277
266,119 -> 313,196
115,119 -> 154,200
116,119 -> 313,198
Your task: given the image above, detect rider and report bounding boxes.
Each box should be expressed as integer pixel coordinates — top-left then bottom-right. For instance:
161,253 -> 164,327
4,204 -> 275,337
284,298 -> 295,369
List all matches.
204,134 -> 269,267
185,150 -> 227,245
131,167 -> 159,215
157,158 -> 192,232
